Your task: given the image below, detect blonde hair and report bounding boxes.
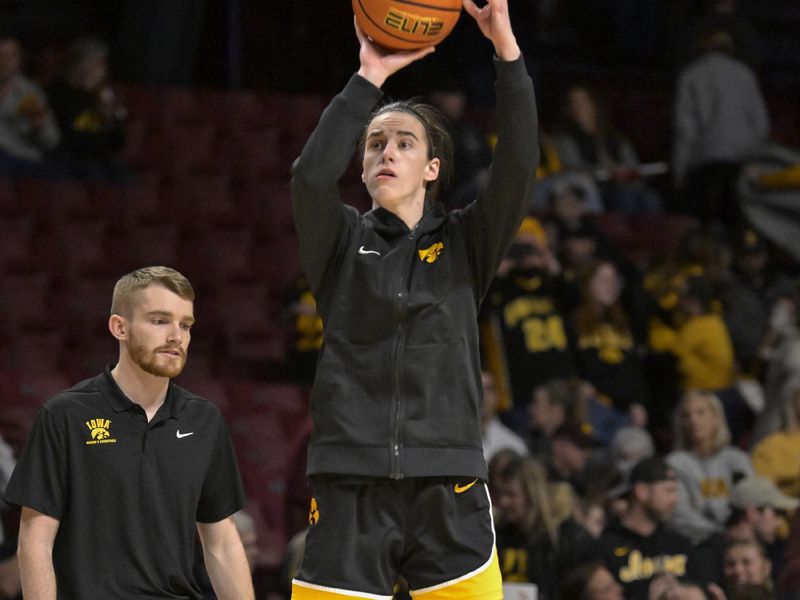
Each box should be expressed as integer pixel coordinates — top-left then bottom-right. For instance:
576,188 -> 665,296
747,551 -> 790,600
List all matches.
111,266 -> 194,317
496,455 -> 560,544
674,390 -> 731,452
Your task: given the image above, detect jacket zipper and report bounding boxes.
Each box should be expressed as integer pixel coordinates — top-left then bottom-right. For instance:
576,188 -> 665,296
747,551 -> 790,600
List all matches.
389,235 -> 412,479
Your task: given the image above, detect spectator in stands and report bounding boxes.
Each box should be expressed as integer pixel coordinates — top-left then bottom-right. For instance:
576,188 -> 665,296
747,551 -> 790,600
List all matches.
548,420 -> 609,498
487,447 -> 522,501
677,0 -> 761,72
752,290 -> 800,447
530,135 -> 604,215
666,390 -> 753,545
609,426 -> 655,481
723,227 -> 792,381
492,454 -> 561,598
597,457 -> 702,600
526,378 -> 580,456
672,29 -> 770,225
481,216 -> 577,431
570,259 -> 651,436
553,84 -> 662,215
0,32 -> 61,178
778,508 -> 800,600
428,83 -> 492,209
751,379 -> 800,497
553,489 -> 608,579
284,276 -> 323,385
723,539 -> 773,597
652,274 -> 736,394
727,477 -> 798,584
481,370 -> 528,461
546,179 -> 603,235
46,37 -> 129,183
561,562 -> 624,600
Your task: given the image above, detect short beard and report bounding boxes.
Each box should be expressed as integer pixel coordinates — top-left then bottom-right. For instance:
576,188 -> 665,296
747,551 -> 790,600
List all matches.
128,339 -> 186,378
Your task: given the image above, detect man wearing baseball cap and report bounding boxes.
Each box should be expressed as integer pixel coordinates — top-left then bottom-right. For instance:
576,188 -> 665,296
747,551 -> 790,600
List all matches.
597,457 -> 709,599
727,476 -> 799,582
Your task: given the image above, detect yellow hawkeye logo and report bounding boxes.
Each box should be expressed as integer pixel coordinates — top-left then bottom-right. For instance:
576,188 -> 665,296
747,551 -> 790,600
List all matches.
308,497 -> 320,525
454,479 -> 478,494
418,242 -> 444,263
85,418 -> 117,445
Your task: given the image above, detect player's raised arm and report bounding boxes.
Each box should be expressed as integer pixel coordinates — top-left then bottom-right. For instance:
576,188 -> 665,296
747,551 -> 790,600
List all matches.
462,0 -> 521,61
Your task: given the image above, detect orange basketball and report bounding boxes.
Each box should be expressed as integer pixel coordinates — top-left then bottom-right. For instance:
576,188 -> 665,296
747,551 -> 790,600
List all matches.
353,0 -> 462,51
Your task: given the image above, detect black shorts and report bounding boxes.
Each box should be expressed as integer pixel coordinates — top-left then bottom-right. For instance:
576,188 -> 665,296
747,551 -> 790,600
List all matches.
292,476 -> 501,600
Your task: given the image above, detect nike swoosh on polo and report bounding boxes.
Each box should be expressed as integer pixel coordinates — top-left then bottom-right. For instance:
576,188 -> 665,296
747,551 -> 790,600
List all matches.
358,246 -> 381,256
454,479 -> 478,494
176,430 -> 194,439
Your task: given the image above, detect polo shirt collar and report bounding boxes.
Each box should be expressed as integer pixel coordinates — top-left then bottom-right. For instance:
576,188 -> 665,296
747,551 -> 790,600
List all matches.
99,366 -> 186,419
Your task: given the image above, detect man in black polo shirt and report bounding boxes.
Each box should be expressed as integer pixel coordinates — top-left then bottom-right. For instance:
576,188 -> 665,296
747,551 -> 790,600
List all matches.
4,266 -> 255,599
597,456 -> 709,599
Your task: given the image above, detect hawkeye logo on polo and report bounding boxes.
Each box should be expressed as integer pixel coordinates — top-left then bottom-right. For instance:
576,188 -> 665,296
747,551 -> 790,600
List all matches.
418,242 -> 444,263
85,418 -> 117,445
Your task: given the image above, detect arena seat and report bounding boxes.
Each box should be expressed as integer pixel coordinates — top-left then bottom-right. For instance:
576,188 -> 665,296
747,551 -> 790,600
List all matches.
226,380 -> 308,419
0,179 -> 18,213
0,214 -> 33,266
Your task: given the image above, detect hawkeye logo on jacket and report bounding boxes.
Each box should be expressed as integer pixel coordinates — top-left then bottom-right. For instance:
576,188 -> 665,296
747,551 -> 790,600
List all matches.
85,418 -> 117,445
616,548 -> 687,582
418,242 -> 444,263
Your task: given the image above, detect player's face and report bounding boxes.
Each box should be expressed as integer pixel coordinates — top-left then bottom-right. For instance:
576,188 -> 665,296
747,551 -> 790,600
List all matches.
362,111 -> 439,215
723,545 -> 771,586
125,285 -> 194,378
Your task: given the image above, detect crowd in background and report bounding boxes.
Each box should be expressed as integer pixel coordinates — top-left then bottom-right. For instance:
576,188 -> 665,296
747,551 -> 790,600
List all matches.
1,0 -> 800,599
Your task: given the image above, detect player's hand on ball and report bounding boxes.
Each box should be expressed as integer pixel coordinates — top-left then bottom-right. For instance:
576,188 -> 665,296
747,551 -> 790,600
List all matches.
355,18 -> 435,88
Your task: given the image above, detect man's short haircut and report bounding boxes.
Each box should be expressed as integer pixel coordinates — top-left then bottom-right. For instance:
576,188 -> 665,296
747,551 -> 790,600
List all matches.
111,266 -> 194,317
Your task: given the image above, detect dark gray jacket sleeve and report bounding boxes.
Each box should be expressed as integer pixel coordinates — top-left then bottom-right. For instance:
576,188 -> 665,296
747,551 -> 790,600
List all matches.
290,74 -> 383,293
461,57 -> 540,300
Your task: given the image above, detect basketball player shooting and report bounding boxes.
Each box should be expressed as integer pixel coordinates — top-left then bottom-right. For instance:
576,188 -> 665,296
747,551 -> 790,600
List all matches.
290,1 -> 539,598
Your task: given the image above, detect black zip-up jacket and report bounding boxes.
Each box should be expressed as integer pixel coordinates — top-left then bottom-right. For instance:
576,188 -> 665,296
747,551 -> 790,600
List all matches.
291,57 -> 539,480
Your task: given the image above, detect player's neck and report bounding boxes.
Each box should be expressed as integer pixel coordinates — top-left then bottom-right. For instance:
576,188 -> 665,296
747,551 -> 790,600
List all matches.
375,196 -> 425,231
111,358 -> 169,422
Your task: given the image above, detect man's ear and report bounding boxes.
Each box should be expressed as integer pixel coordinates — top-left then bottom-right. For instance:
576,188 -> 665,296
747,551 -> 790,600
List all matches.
109,314 -> 127,341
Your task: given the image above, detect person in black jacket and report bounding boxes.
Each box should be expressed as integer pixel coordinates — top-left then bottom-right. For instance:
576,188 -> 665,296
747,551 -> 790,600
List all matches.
289,1 -> 539,598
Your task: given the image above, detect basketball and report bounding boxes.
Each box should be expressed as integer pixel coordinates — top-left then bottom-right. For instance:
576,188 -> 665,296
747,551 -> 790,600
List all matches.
353,0 -> 462,51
